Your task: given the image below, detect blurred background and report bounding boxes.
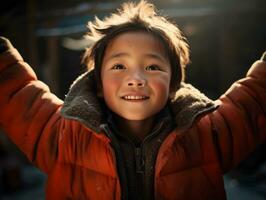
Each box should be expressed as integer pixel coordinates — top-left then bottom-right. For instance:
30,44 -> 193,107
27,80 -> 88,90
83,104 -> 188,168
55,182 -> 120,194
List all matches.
0,0 -> 265,199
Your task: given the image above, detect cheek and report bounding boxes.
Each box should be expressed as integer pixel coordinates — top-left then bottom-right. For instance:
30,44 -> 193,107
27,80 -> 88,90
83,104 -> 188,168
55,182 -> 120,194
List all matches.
102,77 -> 121,101
150,77 -> 170,97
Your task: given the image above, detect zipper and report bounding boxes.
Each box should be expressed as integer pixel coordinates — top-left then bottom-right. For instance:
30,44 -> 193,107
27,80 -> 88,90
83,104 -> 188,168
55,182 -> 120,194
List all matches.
135,146 -> 144,200
135,147 -> 144,174
134,120 -> 166,200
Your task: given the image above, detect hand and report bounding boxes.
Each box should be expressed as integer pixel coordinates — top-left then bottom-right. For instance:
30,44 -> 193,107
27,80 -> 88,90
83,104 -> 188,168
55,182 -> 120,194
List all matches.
0,37 -> 13,53
261,51 -> 266,61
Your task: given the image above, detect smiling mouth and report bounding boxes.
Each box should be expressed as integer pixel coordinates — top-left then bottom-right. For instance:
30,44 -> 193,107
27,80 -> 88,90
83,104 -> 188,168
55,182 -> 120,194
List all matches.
121,95 -> 150,100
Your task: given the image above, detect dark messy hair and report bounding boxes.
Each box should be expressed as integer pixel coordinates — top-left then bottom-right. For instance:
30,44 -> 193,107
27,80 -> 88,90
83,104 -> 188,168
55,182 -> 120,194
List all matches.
82,0 -> 190,95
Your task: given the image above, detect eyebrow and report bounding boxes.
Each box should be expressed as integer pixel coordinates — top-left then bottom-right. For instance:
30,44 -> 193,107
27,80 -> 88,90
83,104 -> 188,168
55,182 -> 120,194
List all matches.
104,52 -> 168,63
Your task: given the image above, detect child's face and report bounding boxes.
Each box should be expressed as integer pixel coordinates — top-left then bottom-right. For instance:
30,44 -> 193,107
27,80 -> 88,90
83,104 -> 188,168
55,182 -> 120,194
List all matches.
101,31 -> 171,121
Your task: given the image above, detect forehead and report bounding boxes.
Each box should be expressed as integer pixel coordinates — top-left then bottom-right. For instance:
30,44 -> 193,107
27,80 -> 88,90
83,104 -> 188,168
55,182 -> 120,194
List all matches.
103,31 -> 169,60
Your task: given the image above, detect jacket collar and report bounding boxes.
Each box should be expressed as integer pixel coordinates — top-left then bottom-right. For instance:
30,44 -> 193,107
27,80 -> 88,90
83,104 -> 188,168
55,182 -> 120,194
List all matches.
60,70 -> 218,133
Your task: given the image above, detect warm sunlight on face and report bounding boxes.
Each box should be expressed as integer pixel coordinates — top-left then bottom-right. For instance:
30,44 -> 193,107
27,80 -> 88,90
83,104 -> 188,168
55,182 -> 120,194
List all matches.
101,31 -> 171,121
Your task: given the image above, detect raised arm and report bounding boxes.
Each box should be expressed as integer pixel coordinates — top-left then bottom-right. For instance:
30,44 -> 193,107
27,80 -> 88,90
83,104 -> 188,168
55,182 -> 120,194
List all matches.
0,37 -> 64,172
207,52 -> 266,173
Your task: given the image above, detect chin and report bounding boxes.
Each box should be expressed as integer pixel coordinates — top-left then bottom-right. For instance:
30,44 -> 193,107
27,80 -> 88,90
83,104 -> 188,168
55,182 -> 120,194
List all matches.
119,113 -> 153,121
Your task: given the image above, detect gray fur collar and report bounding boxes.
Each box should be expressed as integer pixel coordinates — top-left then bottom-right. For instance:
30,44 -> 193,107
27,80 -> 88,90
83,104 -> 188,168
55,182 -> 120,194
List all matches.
60,70 -> 218,133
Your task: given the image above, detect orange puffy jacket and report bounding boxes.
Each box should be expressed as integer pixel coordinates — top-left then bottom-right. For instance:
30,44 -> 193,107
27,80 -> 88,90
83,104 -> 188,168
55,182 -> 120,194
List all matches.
0,37 -> 265,200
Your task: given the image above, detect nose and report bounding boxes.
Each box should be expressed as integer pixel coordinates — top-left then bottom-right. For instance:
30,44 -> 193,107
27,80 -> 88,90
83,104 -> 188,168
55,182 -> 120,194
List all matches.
127,71 -> 146,87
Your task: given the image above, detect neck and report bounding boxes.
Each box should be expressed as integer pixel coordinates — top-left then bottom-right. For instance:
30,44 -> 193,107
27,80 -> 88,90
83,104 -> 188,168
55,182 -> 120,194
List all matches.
114,115 -> 155,141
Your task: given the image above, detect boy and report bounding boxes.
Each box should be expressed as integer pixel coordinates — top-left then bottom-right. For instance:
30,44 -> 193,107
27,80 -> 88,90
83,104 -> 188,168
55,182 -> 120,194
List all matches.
0,1 -> 265,199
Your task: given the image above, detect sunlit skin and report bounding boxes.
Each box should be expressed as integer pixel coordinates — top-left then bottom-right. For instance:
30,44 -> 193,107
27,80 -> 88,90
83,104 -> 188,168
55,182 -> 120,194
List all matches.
101,31 -> 171,140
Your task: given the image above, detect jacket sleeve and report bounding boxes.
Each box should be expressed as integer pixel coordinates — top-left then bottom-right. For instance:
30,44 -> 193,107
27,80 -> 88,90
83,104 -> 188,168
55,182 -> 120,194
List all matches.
0,37 -> 64,173
208,53 -> 266,173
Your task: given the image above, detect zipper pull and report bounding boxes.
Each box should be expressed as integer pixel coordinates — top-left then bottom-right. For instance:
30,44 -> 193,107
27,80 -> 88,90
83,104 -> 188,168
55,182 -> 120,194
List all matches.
135,147 -> 144,173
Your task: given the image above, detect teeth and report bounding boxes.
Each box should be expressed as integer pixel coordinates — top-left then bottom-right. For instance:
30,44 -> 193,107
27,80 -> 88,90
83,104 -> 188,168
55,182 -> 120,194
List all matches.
123,96 -> 148,100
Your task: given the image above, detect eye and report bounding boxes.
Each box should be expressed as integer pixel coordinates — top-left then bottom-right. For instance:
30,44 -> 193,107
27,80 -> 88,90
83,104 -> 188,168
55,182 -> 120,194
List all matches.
145,65 -> 161,71
111,64 -> 126,70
